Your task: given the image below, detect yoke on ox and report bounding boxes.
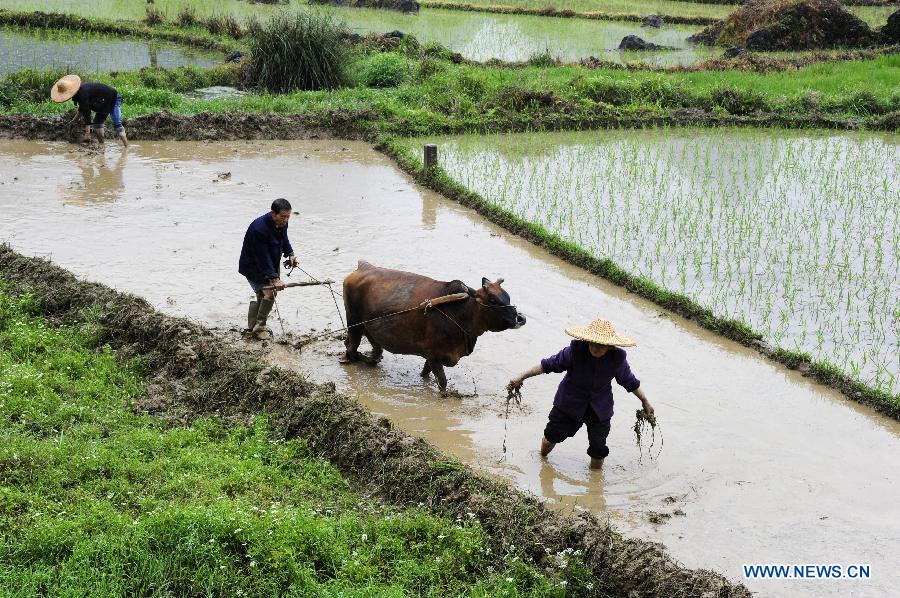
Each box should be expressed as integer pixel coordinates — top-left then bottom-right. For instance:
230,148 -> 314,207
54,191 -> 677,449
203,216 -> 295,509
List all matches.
342,261 -> 526,390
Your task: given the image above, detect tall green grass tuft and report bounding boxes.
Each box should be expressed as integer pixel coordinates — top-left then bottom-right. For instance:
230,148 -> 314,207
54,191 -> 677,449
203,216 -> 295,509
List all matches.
174,7 -> 198,28
142,7 -> 165,27
245,10 -> 348,92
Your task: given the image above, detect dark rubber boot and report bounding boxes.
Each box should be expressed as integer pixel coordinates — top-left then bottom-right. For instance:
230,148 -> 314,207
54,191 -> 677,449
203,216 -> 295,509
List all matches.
252,298 -> 275,340
247,300 -> 259,331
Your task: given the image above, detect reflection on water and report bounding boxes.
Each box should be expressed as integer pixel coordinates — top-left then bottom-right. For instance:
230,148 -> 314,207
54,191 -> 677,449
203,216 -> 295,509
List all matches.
0,26 -> 222,77
0,140 -> 898,597
58,147 -> 128,205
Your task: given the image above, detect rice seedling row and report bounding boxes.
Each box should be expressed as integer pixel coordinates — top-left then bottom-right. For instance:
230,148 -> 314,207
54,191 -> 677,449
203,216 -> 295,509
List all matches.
406,127 -> 899,394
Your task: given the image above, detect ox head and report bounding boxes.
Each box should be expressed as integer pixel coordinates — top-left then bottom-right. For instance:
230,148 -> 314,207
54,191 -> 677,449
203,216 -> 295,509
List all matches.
470,277 -> 526,332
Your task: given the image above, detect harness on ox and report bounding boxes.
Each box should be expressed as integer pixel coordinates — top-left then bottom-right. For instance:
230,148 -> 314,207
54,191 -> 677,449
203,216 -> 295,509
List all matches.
287,290 -> 475,346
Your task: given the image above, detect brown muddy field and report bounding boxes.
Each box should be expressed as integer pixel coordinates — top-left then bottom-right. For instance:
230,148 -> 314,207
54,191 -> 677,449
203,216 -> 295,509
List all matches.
1,139 -> 898,596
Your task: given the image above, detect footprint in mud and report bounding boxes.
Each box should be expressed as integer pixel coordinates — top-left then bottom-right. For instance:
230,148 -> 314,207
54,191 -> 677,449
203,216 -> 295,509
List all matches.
645,510 -> 686,524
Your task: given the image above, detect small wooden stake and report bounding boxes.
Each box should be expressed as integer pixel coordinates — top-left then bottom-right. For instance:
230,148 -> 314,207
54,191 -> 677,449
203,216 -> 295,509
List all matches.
424,143 -> 438,170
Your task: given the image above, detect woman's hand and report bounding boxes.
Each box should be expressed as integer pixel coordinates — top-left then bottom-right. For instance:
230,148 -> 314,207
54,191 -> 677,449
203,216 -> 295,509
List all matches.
640,398 -> 655,418
506,377 -> 523,392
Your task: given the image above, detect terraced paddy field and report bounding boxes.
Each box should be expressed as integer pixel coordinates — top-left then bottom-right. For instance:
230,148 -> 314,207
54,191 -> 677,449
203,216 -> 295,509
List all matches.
405,128 -> 900,396
2,2 -> 716,65
430,0 -> 897,27
0,25 -> 222,77
0,139 -> 897,597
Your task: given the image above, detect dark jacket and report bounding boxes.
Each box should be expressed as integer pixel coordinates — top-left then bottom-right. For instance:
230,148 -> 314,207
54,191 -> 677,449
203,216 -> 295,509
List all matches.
541,341 -> 640,421
72,82 -> 118,125
238,213 -> 295,284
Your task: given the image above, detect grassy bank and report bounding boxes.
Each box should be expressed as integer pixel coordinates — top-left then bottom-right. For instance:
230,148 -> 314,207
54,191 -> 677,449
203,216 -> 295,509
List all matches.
0,287 -> 601,596
377,137 -> 900,419
0,246 -> 751,596
2,50 -> 898,134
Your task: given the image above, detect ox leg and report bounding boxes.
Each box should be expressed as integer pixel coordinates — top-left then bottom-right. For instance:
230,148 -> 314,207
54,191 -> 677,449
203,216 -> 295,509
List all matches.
420,361 -> 432,377
364,334 -> 383,365
343,325 -> 363,363
430,361 -> 448,391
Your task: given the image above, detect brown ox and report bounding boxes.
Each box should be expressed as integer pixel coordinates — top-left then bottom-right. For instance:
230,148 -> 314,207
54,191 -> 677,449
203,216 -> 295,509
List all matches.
342,261 -> 526,390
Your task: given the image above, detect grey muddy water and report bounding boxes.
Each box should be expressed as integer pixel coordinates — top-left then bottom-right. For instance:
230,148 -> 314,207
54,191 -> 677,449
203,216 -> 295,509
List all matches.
0,140 -> 897,597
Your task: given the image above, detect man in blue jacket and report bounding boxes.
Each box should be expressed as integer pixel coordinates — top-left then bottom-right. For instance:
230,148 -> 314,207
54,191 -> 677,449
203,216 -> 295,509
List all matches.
239,198 -> 298,340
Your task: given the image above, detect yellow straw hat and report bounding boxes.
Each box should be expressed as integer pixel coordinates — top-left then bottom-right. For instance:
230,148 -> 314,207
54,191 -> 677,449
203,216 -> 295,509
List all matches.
50,74 -> 81,103
565,318 -> 636,347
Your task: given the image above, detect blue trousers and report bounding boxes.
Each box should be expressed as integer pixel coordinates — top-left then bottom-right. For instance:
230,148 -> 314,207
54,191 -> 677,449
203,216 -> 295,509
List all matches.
91,95 -> 124,133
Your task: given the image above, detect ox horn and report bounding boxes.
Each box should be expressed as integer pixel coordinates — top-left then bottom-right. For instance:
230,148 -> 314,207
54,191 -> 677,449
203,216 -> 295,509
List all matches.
496,277 -> 504,285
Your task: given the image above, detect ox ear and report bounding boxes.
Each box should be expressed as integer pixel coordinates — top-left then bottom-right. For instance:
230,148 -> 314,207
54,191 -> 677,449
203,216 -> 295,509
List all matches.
482,277 -> 490,288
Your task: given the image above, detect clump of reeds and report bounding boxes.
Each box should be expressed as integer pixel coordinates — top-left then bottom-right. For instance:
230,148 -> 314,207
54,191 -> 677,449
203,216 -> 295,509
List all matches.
204,13 -> 243,39
142,7 -> 165,26
527,48 -> 558,67
357,52 -> 409,88
244,11 -> 348,92
174,7 -> 198,28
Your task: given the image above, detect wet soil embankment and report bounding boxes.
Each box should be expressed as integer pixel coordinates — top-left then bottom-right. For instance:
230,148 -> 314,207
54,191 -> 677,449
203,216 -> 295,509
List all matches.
1,109 -> 897,145
0,245 -> 751,597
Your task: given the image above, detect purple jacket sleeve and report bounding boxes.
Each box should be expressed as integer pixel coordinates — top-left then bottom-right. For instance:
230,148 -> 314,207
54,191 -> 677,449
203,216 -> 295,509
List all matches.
615,357 -> 641,392
541,345 -> 573,374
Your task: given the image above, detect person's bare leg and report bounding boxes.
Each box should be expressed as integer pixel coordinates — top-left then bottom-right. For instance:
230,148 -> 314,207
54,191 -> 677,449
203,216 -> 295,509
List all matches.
540,436 -> 555,457
590,457 -> 604,470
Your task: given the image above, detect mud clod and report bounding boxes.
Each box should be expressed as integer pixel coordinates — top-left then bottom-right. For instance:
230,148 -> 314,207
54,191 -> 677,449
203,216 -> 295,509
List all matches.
689,0 -> 885,50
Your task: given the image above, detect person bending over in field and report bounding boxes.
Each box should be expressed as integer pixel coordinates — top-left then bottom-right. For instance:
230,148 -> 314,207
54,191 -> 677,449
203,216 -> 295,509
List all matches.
51,75 -> 128,146
507,318 -> 654,469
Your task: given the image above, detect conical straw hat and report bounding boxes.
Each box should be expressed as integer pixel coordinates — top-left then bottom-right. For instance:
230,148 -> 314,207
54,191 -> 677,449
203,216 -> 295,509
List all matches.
50,74 -> 81,103
565,318 -> 636,347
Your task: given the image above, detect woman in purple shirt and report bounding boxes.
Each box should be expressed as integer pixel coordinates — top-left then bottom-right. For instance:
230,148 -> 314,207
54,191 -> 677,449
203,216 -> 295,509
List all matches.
507,318 -> 654,469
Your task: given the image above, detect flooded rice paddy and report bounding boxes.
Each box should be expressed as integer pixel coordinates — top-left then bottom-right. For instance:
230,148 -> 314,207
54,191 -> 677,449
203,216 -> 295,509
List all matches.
406,128 -> 900,395
457,0 -> 896,27
5,0 -> 894,30
3,0 -> 714,65
319,7 -> 711,65
0,139 -> 898,597
6,0 -> 894,26
0,26 -> 222,77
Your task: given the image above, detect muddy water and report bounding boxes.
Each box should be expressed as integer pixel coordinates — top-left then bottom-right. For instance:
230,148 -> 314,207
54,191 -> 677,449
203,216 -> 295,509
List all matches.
0,140 -> 898,596
0,27 -> 221,77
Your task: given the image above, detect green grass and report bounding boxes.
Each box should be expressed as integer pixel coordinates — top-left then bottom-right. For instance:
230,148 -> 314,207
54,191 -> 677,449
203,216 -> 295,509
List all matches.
2,53 -> 898,132
0,289 -> 593,596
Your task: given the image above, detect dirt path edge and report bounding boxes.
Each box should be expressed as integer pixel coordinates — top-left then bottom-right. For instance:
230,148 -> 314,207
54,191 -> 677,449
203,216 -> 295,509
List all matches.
0,246 -> 752,596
